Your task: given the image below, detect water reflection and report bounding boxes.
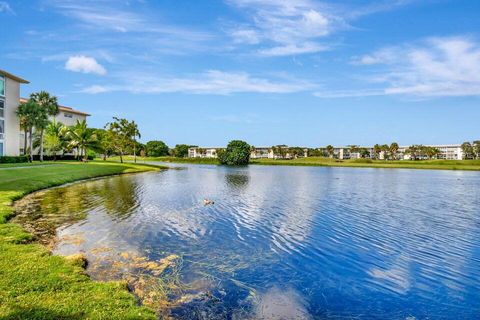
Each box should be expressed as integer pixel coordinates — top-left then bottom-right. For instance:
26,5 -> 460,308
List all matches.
13,175 -> 139,245
13,165 -> 480,319
225,170 -> 250,191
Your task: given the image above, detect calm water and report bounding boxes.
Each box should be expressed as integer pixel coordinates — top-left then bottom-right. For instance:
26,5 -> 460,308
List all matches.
13,164 -> 480,319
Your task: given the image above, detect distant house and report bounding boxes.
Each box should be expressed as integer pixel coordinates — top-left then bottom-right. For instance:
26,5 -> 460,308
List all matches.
188,144 -> 465,161
0,69 -> 90,156
188,146 -> 308,159
188,147 -> 223,158
324,145 -> 464,160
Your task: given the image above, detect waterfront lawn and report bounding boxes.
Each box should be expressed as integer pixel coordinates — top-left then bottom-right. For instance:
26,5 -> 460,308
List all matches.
251,157 -> 480,171
109,155 -> 221,165
0,161 -> 165,319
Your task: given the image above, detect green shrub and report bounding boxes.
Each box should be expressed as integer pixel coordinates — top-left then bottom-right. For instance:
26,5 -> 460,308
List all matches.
218,140 -> 251,165
0,156 -> 29,164
87,150 -> 96,160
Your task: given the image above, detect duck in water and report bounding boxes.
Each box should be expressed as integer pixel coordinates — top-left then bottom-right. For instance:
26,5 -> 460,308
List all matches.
203,199 -> 214,205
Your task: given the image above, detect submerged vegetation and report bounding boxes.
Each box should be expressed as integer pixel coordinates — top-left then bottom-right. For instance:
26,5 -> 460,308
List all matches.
0,161 -> 168,319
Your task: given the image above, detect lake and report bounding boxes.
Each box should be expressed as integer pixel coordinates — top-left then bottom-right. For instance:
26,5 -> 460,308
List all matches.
13,164 -> 480,319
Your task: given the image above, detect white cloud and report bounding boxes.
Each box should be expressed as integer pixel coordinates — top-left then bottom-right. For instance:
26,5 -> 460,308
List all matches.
47,1 -> 212,40
226,0 -> 416,57
351,48 -> 397,65
81,85 -> 110,94
231,29 -> 261,44
259,42 -> 329,57
80,70 -> 312,95
320,36 -> 480,98
226,0 -> 336,56
0,1 -> 13,14
65,55 -> 107,75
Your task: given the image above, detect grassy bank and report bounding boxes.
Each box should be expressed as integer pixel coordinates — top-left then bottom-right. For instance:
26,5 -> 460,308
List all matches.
0,161 -> 166,319
110,156 -> 220,165
110,155 -> 480,171
250,157 -> 480,171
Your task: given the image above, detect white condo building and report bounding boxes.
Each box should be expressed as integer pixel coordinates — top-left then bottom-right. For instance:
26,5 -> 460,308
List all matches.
328,145 -> 464,160
1,69 -> 89,157
188,146 -> 309,159
189,145 -> 465,161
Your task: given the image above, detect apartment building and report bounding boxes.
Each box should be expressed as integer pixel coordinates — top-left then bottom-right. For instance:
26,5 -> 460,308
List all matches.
1,69 -> 89,156
0,70 -> 29,156
329,145 -> 464,160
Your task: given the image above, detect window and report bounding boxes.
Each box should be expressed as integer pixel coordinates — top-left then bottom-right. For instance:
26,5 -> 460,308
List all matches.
0,75 -> 4,97
64,113 -> 73,118
0,142 -> 3,156
0,99 -> 4,118
0,119 -> 4,140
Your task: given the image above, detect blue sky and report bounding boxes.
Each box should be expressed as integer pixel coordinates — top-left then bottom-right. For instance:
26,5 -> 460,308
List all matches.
1,0 -> 479,147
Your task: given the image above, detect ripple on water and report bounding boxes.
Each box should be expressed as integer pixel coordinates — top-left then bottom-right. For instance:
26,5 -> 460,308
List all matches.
12,166 -> 480,319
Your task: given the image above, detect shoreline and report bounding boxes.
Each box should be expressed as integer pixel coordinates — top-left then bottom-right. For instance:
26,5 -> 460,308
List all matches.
113,156 -> 480,171
0,161 -> 167,319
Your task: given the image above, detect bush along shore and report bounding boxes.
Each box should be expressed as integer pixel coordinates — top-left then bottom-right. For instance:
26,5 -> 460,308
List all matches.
0,161 -> 167,320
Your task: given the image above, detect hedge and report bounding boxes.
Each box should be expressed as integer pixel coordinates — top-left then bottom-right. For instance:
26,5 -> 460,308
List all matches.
0,156 -> 29,164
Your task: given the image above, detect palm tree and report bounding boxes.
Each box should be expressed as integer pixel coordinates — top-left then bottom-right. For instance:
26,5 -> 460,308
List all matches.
16,100 -> 41,162
30,92 -> 59,161
68,120 -> 97,160
473,140 -> 480,159
405,145 -> 419,160
16,104 -> 31,155
127,121 -> 141,163
44,120 -> 66,160
425,146 -> 440,160
381,144 -> 389,160
373,144 -> 382,160
389,142 -> 399,160
461,142 -> 474,160
326,145 -> 334,158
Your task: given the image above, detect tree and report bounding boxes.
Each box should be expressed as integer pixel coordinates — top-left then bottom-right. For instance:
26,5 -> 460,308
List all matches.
380,144 -> 389,160
68,120 -> 98,160
16,100 -> 41,162
308,148 -> 324,157
389,142 -> 399,160
172,144 -> 190,158
360,148 -> 370,158
373,144 -> 382,160
474,141 -> 480,159
405,145 -> 420,160
349,145 -> 360,158
425,146 -> 440,160
126,121 -> 141,163
104,117 -> 138,163
326,145 -> 334,158
92,128 -> 113,160
145,140 -> 169,157
461,142 -> 474,160
30,91 -> 59,162
288,147 -> 305,159
44,120 -> 66,160
217,140 -> 251,165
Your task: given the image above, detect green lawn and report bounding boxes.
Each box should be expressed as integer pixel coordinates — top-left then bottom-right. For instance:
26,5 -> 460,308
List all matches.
250,157 -> 480,171
0,161 -> 166,320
